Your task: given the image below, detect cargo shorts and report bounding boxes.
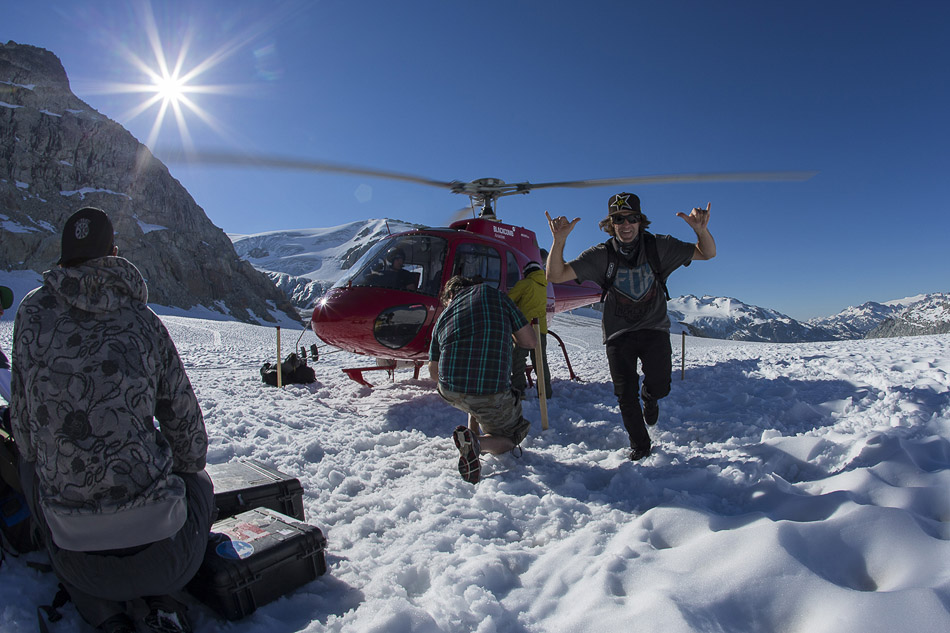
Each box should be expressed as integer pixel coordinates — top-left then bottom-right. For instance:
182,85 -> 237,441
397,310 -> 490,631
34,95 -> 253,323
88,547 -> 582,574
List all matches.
438,385 -> 530,445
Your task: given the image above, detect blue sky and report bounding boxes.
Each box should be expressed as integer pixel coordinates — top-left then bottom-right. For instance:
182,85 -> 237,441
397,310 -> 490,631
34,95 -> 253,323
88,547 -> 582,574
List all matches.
4,0 -> 948,320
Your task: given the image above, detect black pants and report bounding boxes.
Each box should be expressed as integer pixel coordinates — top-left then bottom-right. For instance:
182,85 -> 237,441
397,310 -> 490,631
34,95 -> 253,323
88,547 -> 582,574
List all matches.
21,461 -> 215,627
511,334 -> 551,397
605,329 -> 672,450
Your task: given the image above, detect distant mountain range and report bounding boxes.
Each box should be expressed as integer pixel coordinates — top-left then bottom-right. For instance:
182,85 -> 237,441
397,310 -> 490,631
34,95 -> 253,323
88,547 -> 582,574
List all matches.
667,294 -> 948,342
230,219 -> 949,343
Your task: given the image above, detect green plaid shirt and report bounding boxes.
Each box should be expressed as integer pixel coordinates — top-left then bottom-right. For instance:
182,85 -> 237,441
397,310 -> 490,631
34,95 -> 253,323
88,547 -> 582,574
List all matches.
429,284 -> 528,395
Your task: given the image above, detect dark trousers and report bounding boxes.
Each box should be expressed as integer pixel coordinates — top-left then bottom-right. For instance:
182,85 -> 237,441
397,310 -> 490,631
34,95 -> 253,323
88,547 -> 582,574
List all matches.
21,461 -> 215,627
605,329 -> 672,450
511,334 -> 551,397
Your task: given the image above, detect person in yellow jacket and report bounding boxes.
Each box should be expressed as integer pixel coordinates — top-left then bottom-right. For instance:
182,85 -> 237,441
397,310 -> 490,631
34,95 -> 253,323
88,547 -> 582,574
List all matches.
508,261 -> 552,398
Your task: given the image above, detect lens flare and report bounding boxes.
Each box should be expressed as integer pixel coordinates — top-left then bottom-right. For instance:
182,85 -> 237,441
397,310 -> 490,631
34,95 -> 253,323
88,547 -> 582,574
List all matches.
83,1 -> 271,154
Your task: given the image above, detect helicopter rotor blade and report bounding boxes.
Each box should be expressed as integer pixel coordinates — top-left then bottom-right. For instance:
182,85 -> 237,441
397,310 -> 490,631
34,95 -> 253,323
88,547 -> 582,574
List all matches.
155,148 -> 817,200
502,170 -> 818,195
450,205 -> 475,223
154,149 -> 455,190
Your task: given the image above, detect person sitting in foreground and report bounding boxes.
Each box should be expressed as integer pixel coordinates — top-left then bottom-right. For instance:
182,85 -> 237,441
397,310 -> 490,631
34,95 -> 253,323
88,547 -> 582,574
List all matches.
10,207 -> 214,633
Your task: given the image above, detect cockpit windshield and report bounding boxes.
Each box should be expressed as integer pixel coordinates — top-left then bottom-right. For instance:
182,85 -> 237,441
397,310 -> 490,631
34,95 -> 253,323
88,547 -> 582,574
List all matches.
333,234 -> 448,296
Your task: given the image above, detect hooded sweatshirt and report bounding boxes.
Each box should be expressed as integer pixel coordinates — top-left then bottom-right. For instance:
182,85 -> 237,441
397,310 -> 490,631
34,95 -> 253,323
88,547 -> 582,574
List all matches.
507,268 -> 549,334
10,256 -> 207,551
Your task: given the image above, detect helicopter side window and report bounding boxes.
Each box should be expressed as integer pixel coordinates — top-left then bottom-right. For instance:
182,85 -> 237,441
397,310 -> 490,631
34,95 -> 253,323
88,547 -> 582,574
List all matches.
344,235 -> 447,296
453,243 -> 502,289
505,251 -> 521,290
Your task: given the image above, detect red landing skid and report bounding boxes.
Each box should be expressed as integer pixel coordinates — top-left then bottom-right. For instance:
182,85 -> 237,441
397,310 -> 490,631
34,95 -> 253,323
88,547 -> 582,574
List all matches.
342,361 -> 425,387
338,329 -> 581,389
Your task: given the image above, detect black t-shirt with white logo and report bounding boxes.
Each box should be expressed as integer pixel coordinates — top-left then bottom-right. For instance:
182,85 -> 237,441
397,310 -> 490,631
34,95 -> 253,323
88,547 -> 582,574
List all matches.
569,234 -> 694,342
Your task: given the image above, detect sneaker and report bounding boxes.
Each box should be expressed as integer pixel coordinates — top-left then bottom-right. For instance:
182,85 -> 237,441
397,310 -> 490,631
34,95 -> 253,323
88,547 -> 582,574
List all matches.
143,596 -> 192,633
98,614 -> 135,633
453,425 -> 481,484
642,397 -> 659,426
629,444 -> 652,461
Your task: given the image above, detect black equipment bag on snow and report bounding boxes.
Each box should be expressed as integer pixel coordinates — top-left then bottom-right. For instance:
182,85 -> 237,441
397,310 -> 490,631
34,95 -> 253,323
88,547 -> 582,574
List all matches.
260,353 -> 315,387
206,459 -> 305,521
186,507 -> 327,620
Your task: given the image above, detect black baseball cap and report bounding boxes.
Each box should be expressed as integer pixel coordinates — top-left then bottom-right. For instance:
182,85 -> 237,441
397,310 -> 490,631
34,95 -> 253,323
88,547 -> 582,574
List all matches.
608,192 -> 641,216
58,207 -> 115,266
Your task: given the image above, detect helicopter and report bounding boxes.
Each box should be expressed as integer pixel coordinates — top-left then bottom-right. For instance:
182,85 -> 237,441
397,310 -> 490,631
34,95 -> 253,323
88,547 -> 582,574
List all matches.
162,151 -> 815,385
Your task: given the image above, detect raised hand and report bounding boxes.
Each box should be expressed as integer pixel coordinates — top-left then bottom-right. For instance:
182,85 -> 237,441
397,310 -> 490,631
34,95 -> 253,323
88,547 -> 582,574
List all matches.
545,210 -> 581,241
676,202 -> 711,233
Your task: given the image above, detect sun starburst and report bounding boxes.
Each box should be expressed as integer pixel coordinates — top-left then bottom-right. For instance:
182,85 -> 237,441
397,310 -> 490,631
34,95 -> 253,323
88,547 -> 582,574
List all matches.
84,2 -> 257,154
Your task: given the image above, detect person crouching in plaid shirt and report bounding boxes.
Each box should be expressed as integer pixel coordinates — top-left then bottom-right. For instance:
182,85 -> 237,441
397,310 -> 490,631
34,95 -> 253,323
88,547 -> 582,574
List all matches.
428,276 -> 538,484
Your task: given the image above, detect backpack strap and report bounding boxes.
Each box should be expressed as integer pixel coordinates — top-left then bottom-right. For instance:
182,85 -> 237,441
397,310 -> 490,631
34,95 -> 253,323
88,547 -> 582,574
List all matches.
600,240 -> 619,304
642,232 -> 671,301
600,234 -> 671,303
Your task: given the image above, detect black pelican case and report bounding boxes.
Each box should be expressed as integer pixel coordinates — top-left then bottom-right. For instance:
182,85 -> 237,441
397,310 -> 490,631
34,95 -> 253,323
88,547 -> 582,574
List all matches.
206,459 -> 305,521
187,507 -> 328,620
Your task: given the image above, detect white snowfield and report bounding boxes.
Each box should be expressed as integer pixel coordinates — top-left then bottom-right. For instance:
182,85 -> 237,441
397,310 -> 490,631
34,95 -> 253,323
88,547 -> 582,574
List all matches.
1,313 -> 949,633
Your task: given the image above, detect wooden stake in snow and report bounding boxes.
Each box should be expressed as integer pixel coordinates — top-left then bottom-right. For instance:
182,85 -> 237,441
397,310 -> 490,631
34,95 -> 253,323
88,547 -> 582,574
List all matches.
276,327 -> 283,388
534,320 -> 549,430
681,331 -> 686,381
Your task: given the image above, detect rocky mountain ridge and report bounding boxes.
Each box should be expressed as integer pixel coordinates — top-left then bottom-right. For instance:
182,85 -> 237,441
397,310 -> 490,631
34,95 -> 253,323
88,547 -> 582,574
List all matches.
0,41 -> 299,325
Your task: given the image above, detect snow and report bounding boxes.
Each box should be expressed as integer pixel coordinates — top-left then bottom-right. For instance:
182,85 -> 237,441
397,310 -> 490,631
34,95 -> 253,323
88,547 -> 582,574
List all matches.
231,219 -> 421,282
884,294 -> 930,308
58,187 -> 132,200
0,80 -> 35,90
0,216 -> 37,235
1,311 -> 949,633
135,218 -> 168,234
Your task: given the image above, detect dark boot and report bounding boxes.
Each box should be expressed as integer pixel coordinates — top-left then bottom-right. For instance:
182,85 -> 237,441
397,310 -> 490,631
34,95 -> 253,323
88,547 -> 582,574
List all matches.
99,614 -> 135,633
629,443 -> 652,461
641,386 -> 659,426
143,595 -> 192,633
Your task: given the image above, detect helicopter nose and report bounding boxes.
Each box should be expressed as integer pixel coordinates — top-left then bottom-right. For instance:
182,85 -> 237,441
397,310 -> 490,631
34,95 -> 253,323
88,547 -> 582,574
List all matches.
311,287 -> 435,359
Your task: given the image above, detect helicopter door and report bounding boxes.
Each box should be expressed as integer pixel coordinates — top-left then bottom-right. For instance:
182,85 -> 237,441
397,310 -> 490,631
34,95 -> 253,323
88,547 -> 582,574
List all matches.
452,243 -> 502,289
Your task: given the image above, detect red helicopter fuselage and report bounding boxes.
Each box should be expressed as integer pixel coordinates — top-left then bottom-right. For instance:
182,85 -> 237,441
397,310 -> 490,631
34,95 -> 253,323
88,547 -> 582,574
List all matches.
311,218 -> 600,361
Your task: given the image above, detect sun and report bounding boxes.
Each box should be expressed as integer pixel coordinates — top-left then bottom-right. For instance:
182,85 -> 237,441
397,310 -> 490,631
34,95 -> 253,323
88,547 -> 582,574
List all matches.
95,4 -> 244,152
154,72 -> 187,105
87,1 -> 293,155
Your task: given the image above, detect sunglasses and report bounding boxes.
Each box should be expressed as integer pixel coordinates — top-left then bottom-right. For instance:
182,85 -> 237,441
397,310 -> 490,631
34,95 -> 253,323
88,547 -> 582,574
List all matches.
611,214 -> 641,225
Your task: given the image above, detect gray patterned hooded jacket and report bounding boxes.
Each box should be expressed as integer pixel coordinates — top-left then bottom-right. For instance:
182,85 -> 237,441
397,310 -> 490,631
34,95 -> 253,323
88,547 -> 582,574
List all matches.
10,256 -> 207,552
